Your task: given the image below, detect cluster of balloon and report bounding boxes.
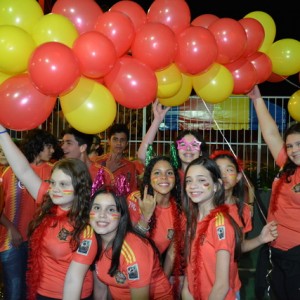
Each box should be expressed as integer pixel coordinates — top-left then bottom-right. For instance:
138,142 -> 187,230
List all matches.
0,0 -> 300,133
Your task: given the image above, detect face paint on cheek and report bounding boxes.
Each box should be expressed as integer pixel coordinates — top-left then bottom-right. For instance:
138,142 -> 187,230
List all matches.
111,213 -> 120,220
203,182 -> 211,190
62,189 -> 74,195
89,211 -> 96,219
151,177 -> 159,184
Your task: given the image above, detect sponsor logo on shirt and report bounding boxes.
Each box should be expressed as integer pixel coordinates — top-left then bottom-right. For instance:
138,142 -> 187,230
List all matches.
217,226 -> 225,240
127,263 -> 139,280
77,239 -> 92,255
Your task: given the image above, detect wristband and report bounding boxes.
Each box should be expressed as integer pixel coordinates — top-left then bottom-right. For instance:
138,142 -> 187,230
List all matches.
135,222 -> 150,235
0,130 -> 7,134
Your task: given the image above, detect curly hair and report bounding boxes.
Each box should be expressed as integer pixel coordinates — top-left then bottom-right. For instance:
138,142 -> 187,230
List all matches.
28,158 -> 92,250
140,156 -> 182,215
21,129 -> 58,163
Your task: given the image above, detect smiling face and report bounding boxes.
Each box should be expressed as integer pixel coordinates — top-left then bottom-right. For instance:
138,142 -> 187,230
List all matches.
286,133 -> 300,166
185,164 -> 216,207
48,169 -> 75,210
61,134 -> 85,159
177,134 -> 201,169
89,193 -> 120,244
150,160 -> 175,196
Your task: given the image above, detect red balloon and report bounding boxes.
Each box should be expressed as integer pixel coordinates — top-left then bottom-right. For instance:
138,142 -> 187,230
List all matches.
267,72 -> 288,82
73,31 -> 117,78
131,22 -> 177,71
0,74 -> 56,130
94,11 -> 135,57
191,14 -> 219,28
52,0 -> 103,34
147,0 -> 191,35
174,26 -> 218,75
239,18 -> 265,57
104,56 -> 157,109
110,1 -> 147,32
209,18 -> 247,64
28,42 -> 80,96
225,57 -> 257,94
247,51 -> 272,84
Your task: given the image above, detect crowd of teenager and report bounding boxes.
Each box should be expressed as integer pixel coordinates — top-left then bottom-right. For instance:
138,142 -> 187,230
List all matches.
0,84 -> 299,299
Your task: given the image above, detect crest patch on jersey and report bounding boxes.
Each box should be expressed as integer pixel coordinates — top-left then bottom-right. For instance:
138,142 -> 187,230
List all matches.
292,183 -> 300,193
114,271 -> 126,284
167,229 -> 174,240
127,264 -> 139,280
217,226 -> 225,240
57,228 -> 70,241
77,239 -> 92,255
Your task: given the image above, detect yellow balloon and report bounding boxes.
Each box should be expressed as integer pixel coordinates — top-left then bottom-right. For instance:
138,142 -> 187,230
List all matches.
158,73 -> 192,106
288,90 -> 300,121
0,25 -> 36,74
0,0 -> 43,34
244,11 -> 276,53
60,77 -> 117,134
193,63 -> 234,104
267,39 -> 300,76
155,63 -> 182,98
31,13 -> 79,48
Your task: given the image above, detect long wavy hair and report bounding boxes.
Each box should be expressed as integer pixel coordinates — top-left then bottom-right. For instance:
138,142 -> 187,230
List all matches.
183,157 -> 242,261
91,188 -> 158,276
28,158 -> 92,250
140,156 -> 183,229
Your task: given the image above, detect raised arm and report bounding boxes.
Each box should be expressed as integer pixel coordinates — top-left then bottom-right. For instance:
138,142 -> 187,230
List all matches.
247,85 -> 284,160
0,125 -> 42,199
137,99 -> 170,164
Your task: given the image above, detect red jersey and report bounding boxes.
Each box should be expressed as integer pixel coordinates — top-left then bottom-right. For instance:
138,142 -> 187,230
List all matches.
186,208 -> 237,300
95,232 -> 173,299
0,162 -> 53,251
95,154 -> 137,192
127,191 -> 186,254
31,205 -> 97,298
227,203 -> 252,234
227,203 -> 252,292
89,161 -> 114,184
267,147 -> 300,250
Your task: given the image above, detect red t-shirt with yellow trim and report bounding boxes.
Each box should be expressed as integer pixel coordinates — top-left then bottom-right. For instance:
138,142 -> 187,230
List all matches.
95,232 -> 173,299
267,147 -> 300,250
34,205 -> 97,298
186,211 -> 237,300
